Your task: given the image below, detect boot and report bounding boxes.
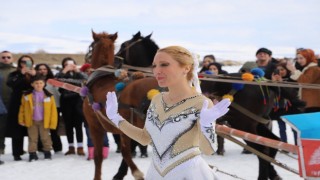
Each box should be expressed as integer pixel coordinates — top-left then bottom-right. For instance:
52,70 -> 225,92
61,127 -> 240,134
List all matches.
77,147 -> 85,156
241,148 -> 252,154
102,147 -> 109,159
29,152 -> 39,162
0,155 -> 3,165
65,146 -> 75,155
140,145 -> 148,158
87,147 -> 94,160
44,151 -> 52,160
14,155 -> 22,161
0,148 -> 4,154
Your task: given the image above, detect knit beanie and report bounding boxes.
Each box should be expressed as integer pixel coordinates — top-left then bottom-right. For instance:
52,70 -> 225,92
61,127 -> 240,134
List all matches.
256,48 -> 272,56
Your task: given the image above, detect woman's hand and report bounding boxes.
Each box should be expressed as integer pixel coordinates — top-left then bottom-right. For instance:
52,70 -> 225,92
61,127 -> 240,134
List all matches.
200,99 -> 231,127
286,61 -> 296,72
26,69 -> 36,76
62,64 -> 74,74
105,91 -> 124,127
271,74 -> 282,82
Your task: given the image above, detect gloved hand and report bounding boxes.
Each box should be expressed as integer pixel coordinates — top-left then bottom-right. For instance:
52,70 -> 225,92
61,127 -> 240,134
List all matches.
105,91 -> 124,128
200,99 -> 231,127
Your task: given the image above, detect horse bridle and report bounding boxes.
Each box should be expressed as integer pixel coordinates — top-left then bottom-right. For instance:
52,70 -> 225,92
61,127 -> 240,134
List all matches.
114,38 -> 143,64
86,38 -> 143,68
85,41 -> 94,63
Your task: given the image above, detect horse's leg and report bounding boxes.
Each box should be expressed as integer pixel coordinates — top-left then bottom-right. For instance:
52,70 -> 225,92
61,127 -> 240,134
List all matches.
90,126 -> 104,180
216,119 -> 229,155
121,134 -> 144,180
216,135 -> 225,155
257,124 -> 283,180
112,159 -> 128,180
256,124 -> 282,180
244,140 -> 269,180
83,103 -> 104,180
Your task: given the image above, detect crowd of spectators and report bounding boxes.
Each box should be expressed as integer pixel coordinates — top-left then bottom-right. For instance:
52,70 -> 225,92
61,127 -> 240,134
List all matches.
0,47 -> 319,164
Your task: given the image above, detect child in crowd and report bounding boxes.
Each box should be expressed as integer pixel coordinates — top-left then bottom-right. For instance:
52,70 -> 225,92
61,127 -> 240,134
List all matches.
18,75 -> 58,162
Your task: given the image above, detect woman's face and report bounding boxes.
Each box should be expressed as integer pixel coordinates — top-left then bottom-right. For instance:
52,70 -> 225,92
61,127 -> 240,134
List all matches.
152,52 -> 189,88
208,65 -> 219,75
276,66 -> 287,77
296,54 -> 307,67
37,65 -> 48,76
20,57 -> 32,69
203,58 -> 213,68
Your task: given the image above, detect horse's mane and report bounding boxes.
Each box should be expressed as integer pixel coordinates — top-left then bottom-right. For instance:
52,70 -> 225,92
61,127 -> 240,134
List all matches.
142,36 -> 159,60
116,31 -> 159,67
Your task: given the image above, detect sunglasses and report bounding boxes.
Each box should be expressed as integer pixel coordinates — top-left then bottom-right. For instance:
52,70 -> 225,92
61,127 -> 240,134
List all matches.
1,56 -> 11,59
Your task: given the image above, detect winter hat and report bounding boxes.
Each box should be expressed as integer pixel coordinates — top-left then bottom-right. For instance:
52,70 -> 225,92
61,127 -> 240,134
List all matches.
256,48 -> 272,56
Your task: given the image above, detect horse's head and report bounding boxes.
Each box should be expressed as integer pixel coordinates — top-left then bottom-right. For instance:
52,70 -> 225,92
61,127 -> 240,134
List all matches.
86,30 -> 118,69
115,31 -> 159,67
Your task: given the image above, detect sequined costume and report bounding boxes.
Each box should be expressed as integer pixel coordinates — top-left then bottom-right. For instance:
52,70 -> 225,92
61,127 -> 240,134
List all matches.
118,93 -> 218,180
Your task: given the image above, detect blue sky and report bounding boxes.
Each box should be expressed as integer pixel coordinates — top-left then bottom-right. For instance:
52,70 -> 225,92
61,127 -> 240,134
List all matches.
1,0 -> 319,61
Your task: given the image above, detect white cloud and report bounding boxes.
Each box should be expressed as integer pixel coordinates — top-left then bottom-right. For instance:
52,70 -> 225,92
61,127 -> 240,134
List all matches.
1,0 -> 319,61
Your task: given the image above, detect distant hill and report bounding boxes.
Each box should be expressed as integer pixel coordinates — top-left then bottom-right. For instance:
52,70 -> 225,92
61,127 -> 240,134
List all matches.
220,60 -> 243,66
12,53 -> 86,66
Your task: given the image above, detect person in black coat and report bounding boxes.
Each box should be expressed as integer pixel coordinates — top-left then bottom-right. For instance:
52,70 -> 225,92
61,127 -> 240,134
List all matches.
55,57 -> 87,156
255,48 -> 279,80
6,55 -> 36,161
269,61 -> 305,145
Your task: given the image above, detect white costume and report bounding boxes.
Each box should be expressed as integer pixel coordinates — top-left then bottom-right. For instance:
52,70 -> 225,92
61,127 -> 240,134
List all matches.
118,93 -> 218,180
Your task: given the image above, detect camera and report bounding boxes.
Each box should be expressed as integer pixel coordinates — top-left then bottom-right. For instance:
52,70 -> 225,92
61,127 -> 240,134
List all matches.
273,69 -> 280,75
26,61 -> 33,69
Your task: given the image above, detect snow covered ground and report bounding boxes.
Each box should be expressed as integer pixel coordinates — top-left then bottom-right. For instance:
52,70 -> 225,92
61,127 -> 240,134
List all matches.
0,121 -> 302,180
0,65 -> 304,180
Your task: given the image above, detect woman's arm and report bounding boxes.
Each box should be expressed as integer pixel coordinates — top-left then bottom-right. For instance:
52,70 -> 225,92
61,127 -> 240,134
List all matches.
105,91 -> 151,145
118,121 -> 151,146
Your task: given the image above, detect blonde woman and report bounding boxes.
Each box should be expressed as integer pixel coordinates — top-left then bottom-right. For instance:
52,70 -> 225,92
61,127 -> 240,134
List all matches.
105,46 -> 230,179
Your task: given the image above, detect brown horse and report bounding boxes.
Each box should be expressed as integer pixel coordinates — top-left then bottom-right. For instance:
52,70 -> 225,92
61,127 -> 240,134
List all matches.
83,31 -> 159,180
82,31 -> 121,180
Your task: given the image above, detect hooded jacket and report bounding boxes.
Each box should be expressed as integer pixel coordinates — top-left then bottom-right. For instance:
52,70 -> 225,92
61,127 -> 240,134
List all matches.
18,93 -> 58,129
290,62 -> 320,108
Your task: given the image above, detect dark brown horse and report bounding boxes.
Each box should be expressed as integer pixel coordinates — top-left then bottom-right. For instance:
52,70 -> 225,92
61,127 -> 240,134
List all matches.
201,74 -> 299,180
83,31 -> 159,180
